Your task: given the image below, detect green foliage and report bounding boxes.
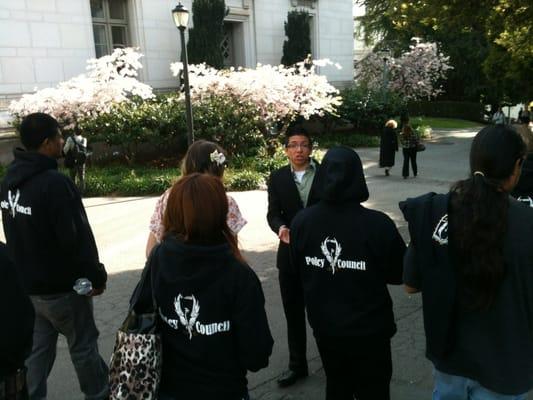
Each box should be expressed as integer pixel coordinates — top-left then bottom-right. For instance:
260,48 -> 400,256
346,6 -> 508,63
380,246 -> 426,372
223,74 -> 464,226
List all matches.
187,0 -> 226,69
337,86 -> 406,134
192,94 -> 266,156
78,95 -> 186,164
224,169 -> 264,191
407,101 -> 485,123
315,133 -> 380,148
356,0 -> 533,103
281,10 -> 312,66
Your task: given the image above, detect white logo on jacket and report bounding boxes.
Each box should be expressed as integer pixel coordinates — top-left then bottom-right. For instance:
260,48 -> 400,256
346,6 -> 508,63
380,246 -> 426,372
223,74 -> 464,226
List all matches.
159,294 -> 231,340
0,189 -> 32,217
304,237 -> 366,274
432,214 -> 448,245
517,196 -> 533,208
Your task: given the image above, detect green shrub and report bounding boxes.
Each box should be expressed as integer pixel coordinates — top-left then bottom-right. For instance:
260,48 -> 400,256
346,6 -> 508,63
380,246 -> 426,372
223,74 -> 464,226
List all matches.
408,101 -> 485,123
337,86 -> 406,135
316,132 -> 381,148
224,169 -> 264,191
192,94 -> 266,157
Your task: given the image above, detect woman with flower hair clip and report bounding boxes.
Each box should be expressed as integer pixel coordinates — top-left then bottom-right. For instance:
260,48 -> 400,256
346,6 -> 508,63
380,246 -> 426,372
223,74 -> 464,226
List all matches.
146,140 -> 247,257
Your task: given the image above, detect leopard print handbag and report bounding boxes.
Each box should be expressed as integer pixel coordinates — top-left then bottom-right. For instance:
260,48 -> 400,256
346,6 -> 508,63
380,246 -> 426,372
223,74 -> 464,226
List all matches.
109,250 -> 162,399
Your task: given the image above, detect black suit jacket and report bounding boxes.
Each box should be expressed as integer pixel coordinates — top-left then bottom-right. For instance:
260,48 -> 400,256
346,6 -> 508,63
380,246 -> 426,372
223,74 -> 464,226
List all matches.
267,163 -> 320,270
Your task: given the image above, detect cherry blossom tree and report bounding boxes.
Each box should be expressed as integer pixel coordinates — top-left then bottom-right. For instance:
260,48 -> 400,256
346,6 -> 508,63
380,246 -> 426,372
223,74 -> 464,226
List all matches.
355,38 -> 453,100
170,58 -> 343,125
9,48 -> 153,131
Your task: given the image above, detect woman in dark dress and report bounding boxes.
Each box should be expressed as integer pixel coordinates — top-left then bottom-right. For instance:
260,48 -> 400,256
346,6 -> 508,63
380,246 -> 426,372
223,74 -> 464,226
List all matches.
379,120 -> 399,176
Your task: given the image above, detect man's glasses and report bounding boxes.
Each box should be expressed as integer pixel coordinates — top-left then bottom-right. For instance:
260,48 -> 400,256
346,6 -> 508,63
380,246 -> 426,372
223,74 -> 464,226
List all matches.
286,143 -> 311,150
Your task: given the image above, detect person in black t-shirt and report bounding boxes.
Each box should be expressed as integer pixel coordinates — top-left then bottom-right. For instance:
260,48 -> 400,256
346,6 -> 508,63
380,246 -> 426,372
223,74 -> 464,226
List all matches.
401,125 -> 533,399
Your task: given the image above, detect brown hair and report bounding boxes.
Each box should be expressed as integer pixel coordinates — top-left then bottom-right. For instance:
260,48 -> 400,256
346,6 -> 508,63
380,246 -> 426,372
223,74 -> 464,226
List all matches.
163,173 -> 243,262
182,140 -> 226,177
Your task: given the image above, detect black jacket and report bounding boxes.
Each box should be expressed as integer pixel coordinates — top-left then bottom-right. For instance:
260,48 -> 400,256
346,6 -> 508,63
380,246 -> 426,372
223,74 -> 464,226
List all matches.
136,237 -> 273,399
290,147 -> 406,338
1,149 -> 106,294
402,193 -> 533,395
379,126 -> 398,168
267,161 -> 320,270
512,154 -> 533,207
0,242 -> 34,378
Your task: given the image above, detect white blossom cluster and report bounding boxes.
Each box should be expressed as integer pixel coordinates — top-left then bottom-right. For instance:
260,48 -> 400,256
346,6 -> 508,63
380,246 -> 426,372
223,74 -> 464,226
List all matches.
9,48 -> 154,130
170,59 -> 342,122
356,38 -> 453,100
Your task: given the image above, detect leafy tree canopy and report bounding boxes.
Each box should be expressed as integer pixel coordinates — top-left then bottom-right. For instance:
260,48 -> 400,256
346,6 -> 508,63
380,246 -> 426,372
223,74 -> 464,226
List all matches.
355,0 -> 533,104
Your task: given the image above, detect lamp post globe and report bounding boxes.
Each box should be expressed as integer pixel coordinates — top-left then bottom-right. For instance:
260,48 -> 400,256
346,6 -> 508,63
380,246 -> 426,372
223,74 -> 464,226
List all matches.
171,2 -> 194,146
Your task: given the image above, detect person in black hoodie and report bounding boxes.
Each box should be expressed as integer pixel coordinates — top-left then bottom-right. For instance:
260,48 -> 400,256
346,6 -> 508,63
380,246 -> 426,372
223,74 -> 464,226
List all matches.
290,147 -> 406,400
401,125 -> 532,399
511,124 -> 533,207
0,242 -> 34,400
136,173 -> 273,400
0,113 -> 108,400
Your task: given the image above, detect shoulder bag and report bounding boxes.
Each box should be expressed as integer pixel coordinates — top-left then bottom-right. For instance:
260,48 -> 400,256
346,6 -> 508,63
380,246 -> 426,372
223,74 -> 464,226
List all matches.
109,248 -> 162,399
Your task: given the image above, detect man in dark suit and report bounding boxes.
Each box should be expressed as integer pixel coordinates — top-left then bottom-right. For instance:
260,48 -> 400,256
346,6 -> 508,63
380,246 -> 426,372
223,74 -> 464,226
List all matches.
267,124 -> 320,387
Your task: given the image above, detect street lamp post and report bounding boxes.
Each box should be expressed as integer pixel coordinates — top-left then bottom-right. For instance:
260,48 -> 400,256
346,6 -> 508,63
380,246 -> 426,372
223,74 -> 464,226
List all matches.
380,49 -> 391,103
172,3 -> 194,146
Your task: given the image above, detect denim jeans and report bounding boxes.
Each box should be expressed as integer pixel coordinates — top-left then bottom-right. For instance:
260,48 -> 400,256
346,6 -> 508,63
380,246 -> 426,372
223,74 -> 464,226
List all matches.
26,292 -> 108,400
433,369 -> 527,400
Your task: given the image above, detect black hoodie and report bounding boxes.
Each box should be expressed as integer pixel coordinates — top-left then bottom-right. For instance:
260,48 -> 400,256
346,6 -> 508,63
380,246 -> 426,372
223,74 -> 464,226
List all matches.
136,236 -> 273,399
0,149 -> 106,294
401,192 -> 533,395
512,153 -> 533,207
290,147 -> 406,338
0,242 -> 34,378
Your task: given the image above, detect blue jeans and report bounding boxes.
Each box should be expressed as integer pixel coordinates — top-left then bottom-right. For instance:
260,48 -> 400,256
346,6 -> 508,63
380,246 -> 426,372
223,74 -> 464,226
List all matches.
26,292 -> 108,400
433,370 -> 527,400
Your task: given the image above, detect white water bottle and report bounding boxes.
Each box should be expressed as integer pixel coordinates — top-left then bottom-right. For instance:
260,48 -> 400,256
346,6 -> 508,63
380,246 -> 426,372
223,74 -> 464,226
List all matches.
73,278 -> 92,295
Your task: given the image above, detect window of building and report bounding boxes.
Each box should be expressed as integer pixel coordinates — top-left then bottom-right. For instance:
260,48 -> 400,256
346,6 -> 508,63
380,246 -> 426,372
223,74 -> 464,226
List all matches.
90,0 -> 129,58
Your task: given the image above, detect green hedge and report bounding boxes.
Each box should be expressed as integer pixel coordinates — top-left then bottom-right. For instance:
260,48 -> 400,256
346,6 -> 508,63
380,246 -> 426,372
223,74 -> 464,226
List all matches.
407,101 -> 485,123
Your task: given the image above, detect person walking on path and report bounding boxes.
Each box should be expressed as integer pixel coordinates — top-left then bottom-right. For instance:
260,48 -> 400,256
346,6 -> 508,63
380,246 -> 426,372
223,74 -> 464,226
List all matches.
379,119 -> 399,176
266,123 -> 321,387
1,113 -> 109,400
0,242 -> 35,400
400,116 -> 419,179
135,174 -> 273,400
492,107 -> 506,125
290,147 -> 406,400
145,140 -> 246,258
63,129 -> 88,194
401,125 -> 532,400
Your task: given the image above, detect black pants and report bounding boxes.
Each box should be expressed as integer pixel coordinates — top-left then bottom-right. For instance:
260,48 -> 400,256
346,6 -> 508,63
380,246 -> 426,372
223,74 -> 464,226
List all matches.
278,244 -> 308,373
402,148 -> 418,177
316,335 -> 392,400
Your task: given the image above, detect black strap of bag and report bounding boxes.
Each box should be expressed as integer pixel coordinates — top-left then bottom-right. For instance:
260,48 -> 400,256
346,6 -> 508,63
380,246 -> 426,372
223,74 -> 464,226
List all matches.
123,246 -> 160,334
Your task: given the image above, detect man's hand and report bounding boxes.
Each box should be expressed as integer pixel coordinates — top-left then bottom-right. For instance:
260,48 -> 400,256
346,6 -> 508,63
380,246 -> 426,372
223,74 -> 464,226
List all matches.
278,226 -> 290,244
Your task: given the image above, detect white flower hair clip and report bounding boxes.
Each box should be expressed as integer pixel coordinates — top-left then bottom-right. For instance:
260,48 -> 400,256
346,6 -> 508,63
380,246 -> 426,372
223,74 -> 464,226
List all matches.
210,150 -> 226,166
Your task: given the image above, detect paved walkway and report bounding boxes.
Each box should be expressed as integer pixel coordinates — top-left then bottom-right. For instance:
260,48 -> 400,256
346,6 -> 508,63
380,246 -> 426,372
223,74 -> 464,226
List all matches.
2,127 -> 530,399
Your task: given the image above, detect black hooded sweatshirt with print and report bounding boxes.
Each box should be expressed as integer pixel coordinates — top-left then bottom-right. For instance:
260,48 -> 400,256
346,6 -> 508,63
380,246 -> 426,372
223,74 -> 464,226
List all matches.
290,147 -> 406,339
135,236 -> 273,400
0,149 -> 106,294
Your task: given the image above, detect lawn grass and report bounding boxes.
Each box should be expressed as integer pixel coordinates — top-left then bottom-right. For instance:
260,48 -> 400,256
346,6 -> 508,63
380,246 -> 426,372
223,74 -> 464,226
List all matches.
411,117 -> 484,129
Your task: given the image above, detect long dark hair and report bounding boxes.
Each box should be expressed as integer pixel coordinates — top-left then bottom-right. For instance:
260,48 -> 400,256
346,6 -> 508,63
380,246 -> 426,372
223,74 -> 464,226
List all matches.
163,173 -> 243,263
181,140 -> 226,177
449,125 -> 525,310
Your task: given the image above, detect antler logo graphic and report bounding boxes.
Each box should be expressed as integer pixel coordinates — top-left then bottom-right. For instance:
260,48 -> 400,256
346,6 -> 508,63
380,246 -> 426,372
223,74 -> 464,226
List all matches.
517,196 -> 533,208
8,189 -> 20,218
320,237 -> 342,274
174,294 -> 200,340
432,214 -> 448,245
